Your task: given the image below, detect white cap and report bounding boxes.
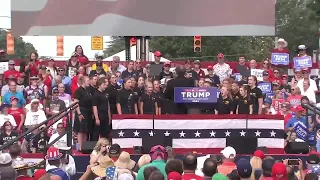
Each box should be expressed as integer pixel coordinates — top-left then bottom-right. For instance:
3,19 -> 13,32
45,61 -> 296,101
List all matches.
221,146 -> 236,158
298,45 -> 307,50
0,153 -> 12,165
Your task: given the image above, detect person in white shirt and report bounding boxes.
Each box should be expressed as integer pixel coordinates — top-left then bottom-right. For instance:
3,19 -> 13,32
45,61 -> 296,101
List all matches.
0,104 -> 17,128
109,56 -> 126,73
49,123 -> 73,146
297,68 -> 318,93
300,80 -> 316,104
213,53 -> 232,82
24,99 -> 46,129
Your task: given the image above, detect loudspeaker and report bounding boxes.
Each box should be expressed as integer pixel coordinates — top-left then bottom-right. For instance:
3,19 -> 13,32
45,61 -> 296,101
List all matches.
226,137 -> 257,155
81,141 -> 97,154
285,142 -> 309,154
142,131 -> 172,154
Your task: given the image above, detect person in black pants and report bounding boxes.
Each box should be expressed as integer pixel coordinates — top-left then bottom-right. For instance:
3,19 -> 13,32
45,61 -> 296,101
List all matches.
92,77 -> 112,139
73,76 -> 93,150
116,78 -> 138,114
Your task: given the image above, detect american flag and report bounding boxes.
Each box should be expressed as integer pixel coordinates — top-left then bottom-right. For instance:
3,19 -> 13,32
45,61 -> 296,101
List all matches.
111,115 -> 285,154
11,0 -> 275,36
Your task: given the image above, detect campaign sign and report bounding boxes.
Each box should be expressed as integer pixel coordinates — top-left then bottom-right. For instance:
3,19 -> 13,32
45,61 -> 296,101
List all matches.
234,73 -> 242,81
174,87 -> 218,103
272,99 -> 285,113
271,53 -> 289,65
293,121 -> 308,141
257,82 -> 271,93
266,92 -> 274,100
293,56 -> 312,69
251,69 -> 264,82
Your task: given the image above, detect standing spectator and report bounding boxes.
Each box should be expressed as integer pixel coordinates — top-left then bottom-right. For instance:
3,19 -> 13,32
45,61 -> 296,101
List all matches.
1,78 -> 23,96
236,158 -> 252,180
184,60 -> 198,81
271,163 -> 287,180
217,146 -> 237,176
8,96 -> 25,131
57,83 -> 72,107
237,85 -> 253,114
270,68 -> 282,85
74,76 -> 93,149
259,159 -> 275,180
216,86 -> 234,114
25,52 -> 41,77
301,80 -> 316,104
2,80 -> 26,108
41,69 -> 53,96
53,67 -> 71,94
116,78 -> 138,114
297,68 -> 318,93
91,53 -> 109,73
87,75 -> 98,96
272,38 -> 289,54
205,66 -> 220,87
287,86 -> 303,107
46,147 -> 70,180
121,60 -> 137,79
248,76 -> 263,114
249,60 -> 258,69
213,53 -> 232,82
134,59 -> 144,76
110,56 -> 126,73
0,104 -> 17,128
70,66 -> 86,97
140,82 -> 158,115
202,159 -> 217,180
66,52 -> 81,78
233,55 -> 249,74
181,153 -> 202,180
106,74 -> 120,114
74,45 -> 90,68
296,45 -> 309,57
46,58 -> 57,78
90,60 -> 107,77
152,51 -> 163,65
193,60 -> 205,79
261,59 -> 273,78
3,60 -> 20,79
92,77 -> 112,139
159,62 -> 173,80
52,142 -> 76,177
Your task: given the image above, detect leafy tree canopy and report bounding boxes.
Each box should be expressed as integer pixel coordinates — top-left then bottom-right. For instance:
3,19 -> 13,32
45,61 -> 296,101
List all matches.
103,0 -> 319,61
0,29 -> 37,60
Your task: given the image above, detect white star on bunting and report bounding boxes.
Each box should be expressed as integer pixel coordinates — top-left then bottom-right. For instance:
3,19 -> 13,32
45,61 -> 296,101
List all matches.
179,131 -> 186,137
194,131 -> 201,137
225,130 -> 231,137
118,130 -> 124,137
240,130 -> 246,137
164,131 -> 170,136
255,130 -> 261,137
133,130 -> 140,137
149,131 -> 154,137
270,130 -> 276,137
209,131 -> 216,137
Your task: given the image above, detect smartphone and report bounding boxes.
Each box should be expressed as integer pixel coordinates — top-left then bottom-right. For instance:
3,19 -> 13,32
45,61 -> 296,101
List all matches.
288,159 -> 299,166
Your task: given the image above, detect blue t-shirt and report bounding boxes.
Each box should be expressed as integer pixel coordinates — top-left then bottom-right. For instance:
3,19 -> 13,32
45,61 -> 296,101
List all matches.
286,116 -> 311,141
47,168 -> 69,180
2,91 -> 26,108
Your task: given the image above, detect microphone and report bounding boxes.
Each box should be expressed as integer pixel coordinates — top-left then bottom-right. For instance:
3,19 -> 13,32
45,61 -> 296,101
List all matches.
128,93 -> 133,100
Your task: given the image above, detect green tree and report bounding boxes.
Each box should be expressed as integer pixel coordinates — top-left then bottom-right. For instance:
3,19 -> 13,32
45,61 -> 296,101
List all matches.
103,36 -> 125,57
307,0 -> 320,24
0,29 -> 37,59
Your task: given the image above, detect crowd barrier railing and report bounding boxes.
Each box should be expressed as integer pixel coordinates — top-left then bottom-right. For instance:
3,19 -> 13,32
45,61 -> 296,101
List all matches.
0,102 -> 78,152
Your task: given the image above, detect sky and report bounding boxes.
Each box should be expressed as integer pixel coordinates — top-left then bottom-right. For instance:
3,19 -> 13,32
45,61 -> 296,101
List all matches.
0,0 -> 112,59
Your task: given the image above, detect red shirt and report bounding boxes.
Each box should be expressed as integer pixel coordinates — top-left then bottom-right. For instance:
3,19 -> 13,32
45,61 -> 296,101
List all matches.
78,56 -> 89,65
284,113 -> 293,128
17,176 -> 34,180
43,76 -> 52,93
272,48 -> 290,54
269,76 -> 282,85
182,173 -> 202,180
8,108 -> 24,127
28,61 -> 40,76
3,69 -> 20,79
71,75 -> 80,98
195,69 -> 206,79
287,95 -> 303,107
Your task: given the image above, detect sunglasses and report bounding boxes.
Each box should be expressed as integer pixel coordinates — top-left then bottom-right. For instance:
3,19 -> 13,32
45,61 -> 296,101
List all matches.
273,71 -> 279,74
263,62 -> 269,65
58,69 -> 65,72
57,126 -> 64,129
136,62 -> 141,64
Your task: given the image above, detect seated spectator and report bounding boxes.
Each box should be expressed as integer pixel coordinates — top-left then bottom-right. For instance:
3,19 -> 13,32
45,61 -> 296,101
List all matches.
45,147 -> 69,180
0,121 -> 19,151
22,126 -> 48,153
3,60 -> 20,79
90,138 -> 111,165
202,158 -> 217,180
25,76 -> 45,104
49,123 -> 70,146
218,146 -> 237,175
1,78 -> 23,97
181,153 -> 202,180
8,96 -> 25,131
165,159 -> 183,175
0,153 -> 17,180
137,145 -> 167,180
53,67 -> 72,94
24,99 -> 46,129
2,80 -> 26,108
0,104 -> 17,128
109,144 -> 122,162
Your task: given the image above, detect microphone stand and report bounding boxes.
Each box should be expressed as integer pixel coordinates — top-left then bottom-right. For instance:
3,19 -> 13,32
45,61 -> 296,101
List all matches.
152,96 -> 155,130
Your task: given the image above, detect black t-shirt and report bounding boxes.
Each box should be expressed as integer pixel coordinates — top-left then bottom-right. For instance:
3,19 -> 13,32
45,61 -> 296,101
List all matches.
134,86 -> 144,98
140,93 -> 157,114
185,70 -> 198,80
105,84 -> 120,106
92,90 -> 110,112
116,88 -> 137,114
249,86 -> 263,114
45,99 -> 66,117
0,131 -> 19,146
216,96 -> 234,114
89,70 -> 107,77
159,71 -> 173,80
87,85 -> 97,96
121,70 -> 138,79
237,96 -> 253,114
232,91 -> 241,113
26,132 -> 48,153
205,74 -> 220,87
74,86 -> 93,109
136,68 -> 144,76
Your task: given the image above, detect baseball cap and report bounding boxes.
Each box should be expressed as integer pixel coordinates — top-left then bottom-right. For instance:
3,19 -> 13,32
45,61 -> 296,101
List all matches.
34,169 -> 46,180
272,162 -> 287,180
297,45 -> 307,50
263,71 -> 269,76
217,53 -> 224,59
307,154 -> 320,164
221,146 -> 236,158
207,66 -> 213,70
10,96 -> 18,102
52,87 -> 59,94
194,60 -> 200,65
0,153 -> 12,165
154,51 -> 162,57
212,173 -> 228,180
164,61 -> 171,66
236,158 -> 252,178
8,60 -> 15,65
167,172 -> 182,180
294,105 -> 304,112
253,150 -> 265,160
109,144 -> 121,156
262,159 -> 275,172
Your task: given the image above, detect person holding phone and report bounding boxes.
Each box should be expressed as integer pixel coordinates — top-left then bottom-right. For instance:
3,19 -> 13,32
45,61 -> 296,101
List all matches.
89,138 -> 110,165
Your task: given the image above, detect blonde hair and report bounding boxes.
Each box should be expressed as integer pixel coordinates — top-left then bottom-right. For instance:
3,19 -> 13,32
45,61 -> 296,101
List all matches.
93,138 -> 110,152
250,156 -> 262,179
137,154 -> 151,168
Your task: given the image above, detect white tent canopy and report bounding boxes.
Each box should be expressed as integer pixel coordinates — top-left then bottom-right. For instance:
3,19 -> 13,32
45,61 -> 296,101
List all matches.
103,46 -> 170,62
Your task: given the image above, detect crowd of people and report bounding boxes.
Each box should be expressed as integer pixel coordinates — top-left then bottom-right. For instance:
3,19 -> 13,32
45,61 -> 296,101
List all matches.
0,38 -> 319,179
